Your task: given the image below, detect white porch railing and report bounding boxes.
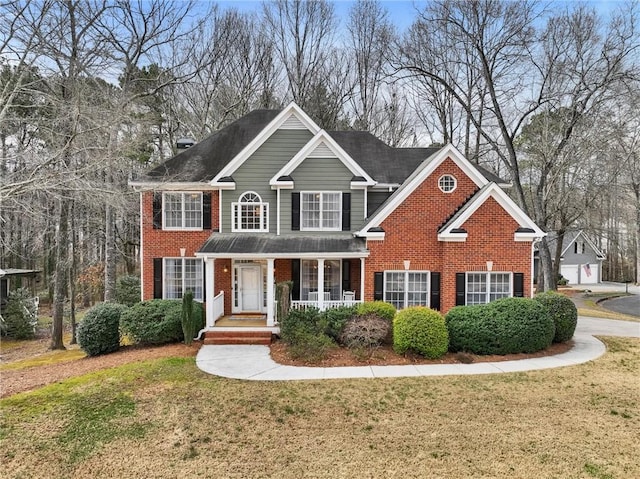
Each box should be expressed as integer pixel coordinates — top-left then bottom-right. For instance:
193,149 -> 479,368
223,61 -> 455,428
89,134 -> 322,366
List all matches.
209,291 -> 225,327
290,299 -> 362,311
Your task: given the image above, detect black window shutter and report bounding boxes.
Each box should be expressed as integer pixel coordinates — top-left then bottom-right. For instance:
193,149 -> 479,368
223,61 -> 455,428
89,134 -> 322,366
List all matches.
342,259 -> 351,292
291,259 -> 301,300
374,272 -> 384,301
202,193 -> 212,230
430,272 -> 441,311
153,258 -> 163,299
513,273 -> 525,297
291,192 -> 300,231
153,193 -> 162,229
455,273 -> 466,306
342,192 -> 351,231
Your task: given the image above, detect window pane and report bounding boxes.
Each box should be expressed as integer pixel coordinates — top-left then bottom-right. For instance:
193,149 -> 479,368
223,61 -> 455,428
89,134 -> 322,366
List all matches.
184,259 -> 203,301
384,272 -> 405,310
165,259 -> 182,299
324,260 -> 341,300
183,193 -> 202,228
489,273 -> 510,302
164,194 -> 183,228
301,260 -> 318,300
407,272 -> 429,307
466,273 -> 487,305
322,193 -> 341,229
302,193 -> 320,229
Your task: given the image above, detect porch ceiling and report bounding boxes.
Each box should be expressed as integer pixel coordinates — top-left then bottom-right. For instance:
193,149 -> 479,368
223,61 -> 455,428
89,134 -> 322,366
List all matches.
196,233 -> 369,259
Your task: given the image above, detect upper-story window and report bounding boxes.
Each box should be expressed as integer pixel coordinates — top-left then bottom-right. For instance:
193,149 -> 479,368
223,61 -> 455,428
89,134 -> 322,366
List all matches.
574,241 -> 585,254
438,174 -> 457,193
164,192 -> 202,229
233,191 -> 269,232
301,192 -> 341,231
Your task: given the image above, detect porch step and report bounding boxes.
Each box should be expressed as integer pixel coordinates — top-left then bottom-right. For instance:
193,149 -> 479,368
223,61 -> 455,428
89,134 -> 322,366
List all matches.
203,330 -> 273,345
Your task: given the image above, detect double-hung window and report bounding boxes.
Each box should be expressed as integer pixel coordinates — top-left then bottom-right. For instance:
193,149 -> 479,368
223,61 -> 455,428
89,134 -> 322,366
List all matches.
164,258 -> 203,301
466,272 -> 511,305
384,271 -> 430,310
301,192 -> 341,231
232,191 -> 269,232
164,192 -> 202,229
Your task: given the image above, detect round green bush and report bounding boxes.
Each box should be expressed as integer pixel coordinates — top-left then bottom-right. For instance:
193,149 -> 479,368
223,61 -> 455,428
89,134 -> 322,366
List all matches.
115,275 -> 141,306
446,298 -> 555,355
534,291 -> 577,343
76,302 -> 128,356
2,288 -> 38,339
393,307 -> 449,359
339,313 -> 390,349
120,299 -> 203,345
356,301 -> 396,323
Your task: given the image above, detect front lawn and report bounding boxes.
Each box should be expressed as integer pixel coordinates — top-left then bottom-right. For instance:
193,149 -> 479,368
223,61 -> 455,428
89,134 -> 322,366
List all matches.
2,337 -> 639,478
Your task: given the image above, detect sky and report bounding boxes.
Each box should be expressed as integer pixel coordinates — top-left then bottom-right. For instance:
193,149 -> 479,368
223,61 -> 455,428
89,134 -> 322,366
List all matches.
215,0 -> 621,32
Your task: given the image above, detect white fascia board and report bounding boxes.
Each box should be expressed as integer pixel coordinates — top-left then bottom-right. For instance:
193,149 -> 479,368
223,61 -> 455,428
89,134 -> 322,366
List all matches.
355,230 -> 385,240
270,182 -> 294,190
195,251 -> 370,260
211,102 -> 321,184
128,181 -> 214,192
437,233 -> 468,242
514,232 -> 545,242
359,144 -> 489,233
269,130 -> 376,186
209,181 -> 236,190
442,183 -> 544,236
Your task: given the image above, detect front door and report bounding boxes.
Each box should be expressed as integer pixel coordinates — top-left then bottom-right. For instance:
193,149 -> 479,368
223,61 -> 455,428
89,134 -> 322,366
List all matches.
239,266 -> 262,312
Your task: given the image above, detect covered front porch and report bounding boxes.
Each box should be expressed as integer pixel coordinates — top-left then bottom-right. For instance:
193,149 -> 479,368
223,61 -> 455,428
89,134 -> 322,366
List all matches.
196,233 -> 369,328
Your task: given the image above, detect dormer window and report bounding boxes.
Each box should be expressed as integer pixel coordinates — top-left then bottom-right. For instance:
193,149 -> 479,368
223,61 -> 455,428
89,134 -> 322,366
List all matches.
438,174 -> 457,193
232,191 -> 269,232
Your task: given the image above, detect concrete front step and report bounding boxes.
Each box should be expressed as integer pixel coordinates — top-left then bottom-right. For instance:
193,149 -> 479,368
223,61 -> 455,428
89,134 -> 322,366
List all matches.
203,330 -> 273,345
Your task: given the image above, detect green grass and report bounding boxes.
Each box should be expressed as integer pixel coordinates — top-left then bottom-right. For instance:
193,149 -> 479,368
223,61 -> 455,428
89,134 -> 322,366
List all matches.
1,339 -> 639,478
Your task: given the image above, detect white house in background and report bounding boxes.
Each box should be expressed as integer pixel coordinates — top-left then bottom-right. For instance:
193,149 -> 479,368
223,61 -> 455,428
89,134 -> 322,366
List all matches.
537,230 -> 605,285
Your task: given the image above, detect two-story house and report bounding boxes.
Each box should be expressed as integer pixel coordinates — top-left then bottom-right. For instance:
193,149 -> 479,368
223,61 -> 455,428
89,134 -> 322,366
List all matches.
130,102 -> 544,337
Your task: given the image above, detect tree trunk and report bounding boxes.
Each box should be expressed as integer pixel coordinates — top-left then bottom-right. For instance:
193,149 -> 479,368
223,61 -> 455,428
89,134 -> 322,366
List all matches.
50,197 -> 70,350
538,237 -> 556,292
104,203 -> 117,301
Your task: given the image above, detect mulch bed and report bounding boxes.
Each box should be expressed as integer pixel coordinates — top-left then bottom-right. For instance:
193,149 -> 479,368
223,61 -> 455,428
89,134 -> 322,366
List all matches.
270,340 -> 574,367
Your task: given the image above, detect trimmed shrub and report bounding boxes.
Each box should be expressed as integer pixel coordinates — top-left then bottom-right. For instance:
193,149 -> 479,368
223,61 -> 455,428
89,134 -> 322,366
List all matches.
1,288 -> 38,339
115,275 -> 141,306
181,290 -> 197,345
446,298 -> 555,355
76,302 -> 128,356
322,305 -> 357,341
393,307 -> 449,359
339,313 -> 390,351
120,299 -> 203,345
280,307 -> 334,362
356,301 -> 396,323
534,291 -> 578,343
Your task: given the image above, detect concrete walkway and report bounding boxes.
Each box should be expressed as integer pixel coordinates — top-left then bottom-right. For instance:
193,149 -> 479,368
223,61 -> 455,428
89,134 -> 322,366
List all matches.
195,317 -> 639,381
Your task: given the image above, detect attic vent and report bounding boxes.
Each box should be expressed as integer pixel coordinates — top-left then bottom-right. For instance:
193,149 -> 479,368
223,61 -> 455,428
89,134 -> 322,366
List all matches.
280,113 -> 306,130
308,142 -> 335,158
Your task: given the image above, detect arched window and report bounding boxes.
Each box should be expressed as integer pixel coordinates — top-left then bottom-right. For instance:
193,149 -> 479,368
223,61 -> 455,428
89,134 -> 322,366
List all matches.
232,191 -> 269,231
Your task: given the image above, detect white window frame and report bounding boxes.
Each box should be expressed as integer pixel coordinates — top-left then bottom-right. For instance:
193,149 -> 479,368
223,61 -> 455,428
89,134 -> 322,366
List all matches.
232,191 -> 269,232
465,272 -> 512,305
384,270 -> 430,310
164,258 -> 203,301
163,192 -> 203,230
438,174 -> 457,193
300,191 -> 342,231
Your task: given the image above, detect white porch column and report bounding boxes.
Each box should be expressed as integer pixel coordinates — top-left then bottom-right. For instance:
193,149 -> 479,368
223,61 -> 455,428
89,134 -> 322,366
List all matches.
205,258 -> 215,328
266,258 -> 275,326
317,258 -> 325,310
360,257 -> 365,302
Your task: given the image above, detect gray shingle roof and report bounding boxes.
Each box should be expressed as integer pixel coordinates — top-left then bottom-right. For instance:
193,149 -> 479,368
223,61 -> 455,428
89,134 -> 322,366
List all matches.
198,234 -> 368,256
142,110 -> 281,182
138,109 -> 506,186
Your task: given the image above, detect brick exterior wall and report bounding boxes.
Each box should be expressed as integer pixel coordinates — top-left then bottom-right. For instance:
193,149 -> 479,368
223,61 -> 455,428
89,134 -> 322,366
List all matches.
364,158 -> 532,313
140,190 -> 221,301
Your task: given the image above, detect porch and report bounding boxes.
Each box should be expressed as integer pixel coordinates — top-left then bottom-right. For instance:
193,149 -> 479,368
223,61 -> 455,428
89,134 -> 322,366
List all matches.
196,233 -> 369,330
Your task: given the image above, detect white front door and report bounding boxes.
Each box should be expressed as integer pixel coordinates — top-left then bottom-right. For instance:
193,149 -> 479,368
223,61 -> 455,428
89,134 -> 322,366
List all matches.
239,266 -> 262,312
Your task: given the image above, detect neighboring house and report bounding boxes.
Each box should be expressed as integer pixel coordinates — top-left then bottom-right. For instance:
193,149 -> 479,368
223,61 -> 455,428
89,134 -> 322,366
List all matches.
0,268 -> 40,316
129,102 -> 544,333
536,230 -> 605,285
